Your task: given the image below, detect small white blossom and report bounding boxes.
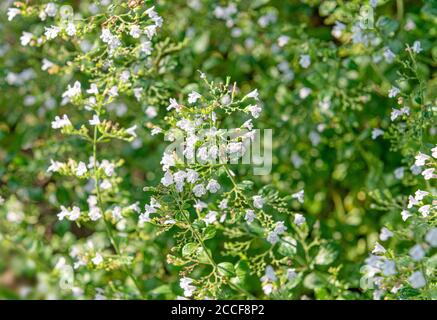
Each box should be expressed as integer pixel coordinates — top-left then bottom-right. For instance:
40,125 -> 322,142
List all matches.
7,8 -> 21,21
244,89 -> 259,101
291,190 -> 304,204
245,209 -> 256,223
89,115 -> 100,126
379,227 -> 393,241
294,213 -> 305,226
204,211 -> 218,225
401,209 -> 412,221
51,114 -> 72,129
129,25 -> 141,38
44,26 -> 61,40
388,86 -> 400,98
193,184 -> 206,197
418,205 -> 431,217
372,242 -> 386,255
371,128 -> 384,140
76,162 -> 87,176
92,253 -> 103,265
299,55 -> 311,68
20,32 -> 33,46
415,152 -> 430,166
180,277 -> 196,297
252,195 -> 264,209
411,41 -> 422,54
247,104 -> 262,118
188,91 -> 201,104
422,168 -> 435,180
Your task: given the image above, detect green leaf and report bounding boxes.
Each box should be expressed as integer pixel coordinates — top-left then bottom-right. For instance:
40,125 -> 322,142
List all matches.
182,242 -> 198,257
217,262 -> 236,277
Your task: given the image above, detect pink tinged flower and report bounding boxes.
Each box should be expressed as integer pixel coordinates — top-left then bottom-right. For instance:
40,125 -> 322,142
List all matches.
431,145 -> 437,159
188,91 -> 201,104
407,195 -> 419,209
414,190 -> 429,201
418,205 -> 431,217
422,168 -> 435,180
7,8 -> 21,21
414,152 -> 430,166
247,104 -> 262,118
167,98 -> 180,111
87,84 -> 99,95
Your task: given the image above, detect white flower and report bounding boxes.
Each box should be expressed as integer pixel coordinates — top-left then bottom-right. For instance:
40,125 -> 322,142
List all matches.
204,211 -> 217,225
129,25 -> 141,38
382,260 -> 397,276
388,86 -> 400,98
161,171 -> 174,187
76,161 -> 87,176
180,277 -> 196,297
261,265 -> 277,282
62,81 -> 82,99
69,206 -> 81,221
100,179 -> 112,190
87,84 -> 99,95
394,167 -> 404,179
409,244 -> 425,261
277,35 -> 290,47
294,213 -> 305,226
126,125 -> 137,138
415,152 -> 430,166
89,207 -> 102,221
89,115 -> 100,126
370,0 -> 378,8
51,114 -> 72,129
194,200 -> 207,211
422,168 -> 435,180
247,104 -> 262,118
390,107 -> 409,121
252,195 -> 264,209
45,3 -> 57,17
193,184 -> 206,197
7,8 -> 21,21
383,48 -> 396,63
92,253 -> 103,265
145,106 -> 157,118
245,209 -> 256,223
379,227 -> 393,241
109,85 -> 118,97
409,271 -> 426,289
44,26 -> 61,40
291,190 -> 304,204
206,179 -> 221,193
188,91 -> 201,104
139,212 -> 151,224
20,32 -> 33,46
160,153 -> 175,171
407,195 -> 419,209
186,169 -> 199,184
412,41 -> 422,54
167,98 -> 180,111
244,89 -> 259,101
332,21 -> 346,38
218,199 -> 228,210
47,159 -> 63,173
266,232 -> 279,244
371,128 -> 384,140
372,242 -> 386,254
41,58 -> 54,71
431,145 -> 437,159
140,40 -> 152,55
299,55 -> 311,68
262,283 -> 274,295
418,205 -> 431,217
401,210 -> 412,221
299,87 -> 312,99
66,22 -> 76,36
57,206 -> 70,220
425,228 -> 437,247
144,25 -> 158,39
100,160 -> 115,177
414,190 -> 429,201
